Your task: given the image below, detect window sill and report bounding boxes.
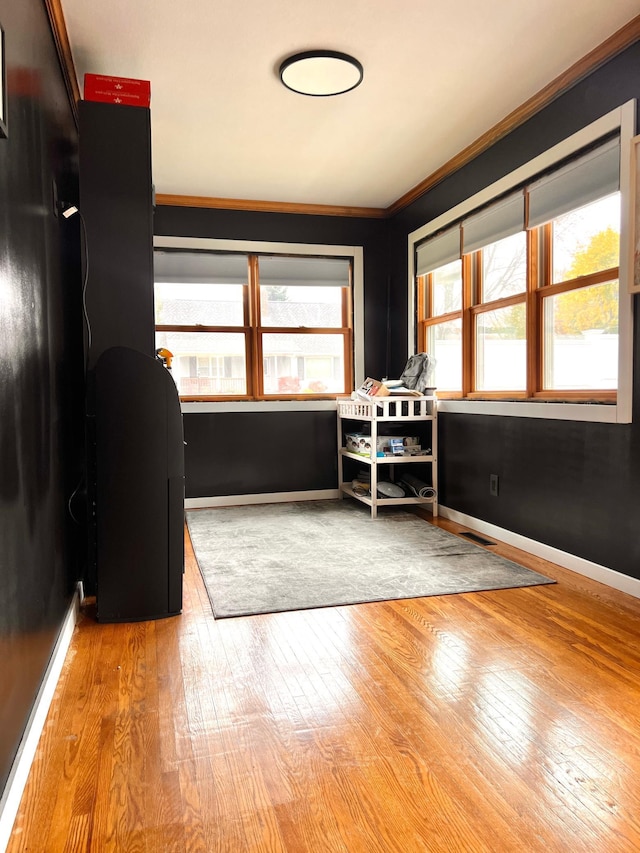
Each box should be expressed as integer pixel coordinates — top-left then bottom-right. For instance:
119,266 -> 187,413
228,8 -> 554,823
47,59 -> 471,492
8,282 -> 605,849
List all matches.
438,398 -> 621,423
181,400 -> 338,414
181,398 -> 624,422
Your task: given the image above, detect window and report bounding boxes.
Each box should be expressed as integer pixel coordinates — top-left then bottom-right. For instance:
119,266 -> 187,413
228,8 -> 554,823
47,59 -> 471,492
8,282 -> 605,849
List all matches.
418,144 -> 621,401
154,249 -> 354,400
412,101 -> 635,426
416,227 -> 463,392
542,193 -> 620,393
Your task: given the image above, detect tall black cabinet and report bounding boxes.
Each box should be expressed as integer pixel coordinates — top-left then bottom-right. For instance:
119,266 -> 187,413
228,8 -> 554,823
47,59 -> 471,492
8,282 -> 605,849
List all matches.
79,100 -> 155,368
79,100 -> 184,621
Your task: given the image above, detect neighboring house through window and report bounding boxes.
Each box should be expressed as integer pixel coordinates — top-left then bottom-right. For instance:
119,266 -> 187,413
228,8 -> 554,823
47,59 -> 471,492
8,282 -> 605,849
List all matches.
154,239 -> 364,401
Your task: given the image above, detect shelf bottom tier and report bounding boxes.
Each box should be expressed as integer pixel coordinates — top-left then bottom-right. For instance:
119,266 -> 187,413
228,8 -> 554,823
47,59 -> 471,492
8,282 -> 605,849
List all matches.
340,483 -> 437,511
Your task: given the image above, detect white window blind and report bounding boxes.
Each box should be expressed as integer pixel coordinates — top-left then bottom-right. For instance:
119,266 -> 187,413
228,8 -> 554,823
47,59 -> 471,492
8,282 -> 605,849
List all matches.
258,255 -> 350,287
415,226 -> 461,276
462,190 -> 525,254
154,251 -> 249,284
527,136 -> 620,229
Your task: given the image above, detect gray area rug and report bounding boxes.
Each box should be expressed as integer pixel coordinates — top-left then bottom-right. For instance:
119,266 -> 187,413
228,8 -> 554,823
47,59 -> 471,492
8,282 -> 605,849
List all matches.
186,500 -> 556,618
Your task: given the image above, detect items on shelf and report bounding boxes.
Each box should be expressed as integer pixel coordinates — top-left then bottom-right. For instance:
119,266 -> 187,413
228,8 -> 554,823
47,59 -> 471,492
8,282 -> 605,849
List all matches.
398,472 -> 437,500
376,481 -> 406,498
385,353 -> 435,395
345,432 -> 421,457
354,376 -> 390,404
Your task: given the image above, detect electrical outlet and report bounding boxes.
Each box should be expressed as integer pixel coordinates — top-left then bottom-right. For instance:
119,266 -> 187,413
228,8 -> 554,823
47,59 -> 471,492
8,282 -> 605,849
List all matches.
489,474 -> 499,497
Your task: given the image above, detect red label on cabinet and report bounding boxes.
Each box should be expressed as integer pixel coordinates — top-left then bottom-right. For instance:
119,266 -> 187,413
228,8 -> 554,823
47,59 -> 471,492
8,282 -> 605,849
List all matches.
84,74 -> 151,107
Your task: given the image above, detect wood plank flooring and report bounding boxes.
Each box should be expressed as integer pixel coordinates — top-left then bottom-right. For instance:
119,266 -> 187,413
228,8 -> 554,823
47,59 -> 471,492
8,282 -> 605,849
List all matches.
8,514 -> 640,852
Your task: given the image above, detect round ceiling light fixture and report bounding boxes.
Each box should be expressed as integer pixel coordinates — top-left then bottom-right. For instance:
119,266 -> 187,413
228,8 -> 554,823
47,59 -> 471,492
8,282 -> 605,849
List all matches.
279,50 -> 363,97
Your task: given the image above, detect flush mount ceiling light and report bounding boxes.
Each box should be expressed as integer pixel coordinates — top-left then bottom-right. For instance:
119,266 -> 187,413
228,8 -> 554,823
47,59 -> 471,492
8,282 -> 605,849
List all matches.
279,50 -> 363,97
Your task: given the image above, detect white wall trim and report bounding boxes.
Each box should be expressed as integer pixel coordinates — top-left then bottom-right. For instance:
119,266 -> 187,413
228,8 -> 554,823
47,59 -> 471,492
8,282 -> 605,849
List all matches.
0,585 -> 82,853
185,489 -> 340,509
438,399 -> 618,423
616,101 -> 636,424
181,400 -> 338,414
440,506 -> 640,600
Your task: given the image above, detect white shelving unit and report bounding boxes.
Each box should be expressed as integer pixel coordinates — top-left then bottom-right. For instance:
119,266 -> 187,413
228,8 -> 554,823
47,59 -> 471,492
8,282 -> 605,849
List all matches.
336,394 -> 438,519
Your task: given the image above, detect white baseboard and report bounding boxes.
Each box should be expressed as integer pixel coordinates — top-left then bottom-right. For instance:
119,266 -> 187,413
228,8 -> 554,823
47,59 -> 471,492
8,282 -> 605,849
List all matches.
0,585 -> 81,853
440,506 -> 640,600
185,489 -> 340,510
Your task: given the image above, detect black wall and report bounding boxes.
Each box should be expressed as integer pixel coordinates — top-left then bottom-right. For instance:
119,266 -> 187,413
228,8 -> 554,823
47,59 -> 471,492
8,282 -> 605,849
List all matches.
0,1 -> 82,796
184,411 -> 338,497
388,42 -> 640,579
154,206 -> 387,499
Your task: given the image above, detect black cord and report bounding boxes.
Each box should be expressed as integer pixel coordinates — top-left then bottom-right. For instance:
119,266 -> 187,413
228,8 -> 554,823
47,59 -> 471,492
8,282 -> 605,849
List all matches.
66,210 -> 91,524
79,212 -> 92,372
67,474 -> 84,524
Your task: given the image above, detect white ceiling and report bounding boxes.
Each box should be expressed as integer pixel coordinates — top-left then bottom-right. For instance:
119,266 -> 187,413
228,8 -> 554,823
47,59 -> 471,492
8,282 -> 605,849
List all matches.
60,0 -> 639,210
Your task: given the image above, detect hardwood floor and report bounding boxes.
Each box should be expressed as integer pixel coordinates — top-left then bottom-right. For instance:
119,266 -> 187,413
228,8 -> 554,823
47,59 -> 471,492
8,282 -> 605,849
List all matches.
8,514 -> 640,852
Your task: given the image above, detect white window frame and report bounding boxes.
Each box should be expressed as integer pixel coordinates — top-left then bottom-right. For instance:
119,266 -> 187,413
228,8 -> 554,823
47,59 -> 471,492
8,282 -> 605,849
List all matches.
154,235 -> 364,413
408,99 -> 636,424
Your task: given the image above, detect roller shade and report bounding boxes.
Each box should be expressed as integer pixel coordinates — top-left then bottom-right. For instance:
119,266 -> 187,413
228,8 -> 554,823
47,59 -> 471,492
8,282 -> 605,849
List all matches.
462,190 -> 525,254
528,136 -> 620,229
154,250 -> 249,284
258,255 -> 350,287
415,226 -> 460,276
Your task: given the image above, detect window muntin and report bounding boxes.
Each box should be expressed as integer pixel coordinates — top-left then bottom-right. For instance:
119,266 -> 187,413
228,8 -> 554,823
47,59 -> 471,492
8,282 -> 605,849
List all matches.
154,250 -> 352,400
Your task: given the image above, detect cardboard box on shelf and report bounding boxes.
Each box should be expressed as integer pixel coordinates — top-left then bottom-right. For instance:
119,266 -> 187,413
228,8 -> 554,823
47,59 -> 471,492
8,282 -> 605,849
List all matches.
355,377 -> 390,400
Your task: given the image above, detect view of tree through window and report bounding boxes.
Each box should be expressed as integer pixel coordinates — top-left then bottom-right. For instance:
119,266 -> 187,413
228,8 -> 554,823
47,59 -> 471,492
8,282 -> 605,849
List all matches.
416,176 -> 620,400
544,193 -> 620,390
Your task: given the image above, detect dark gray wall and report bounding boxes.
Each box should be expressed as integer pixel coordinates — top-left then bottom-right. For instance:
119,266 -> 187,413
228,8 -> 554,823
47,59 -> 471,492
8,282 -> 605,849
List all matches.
388,42 -> 640,579
0,1 -> 82,795
184,411 -> 338,498
153,206 -> 387,499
